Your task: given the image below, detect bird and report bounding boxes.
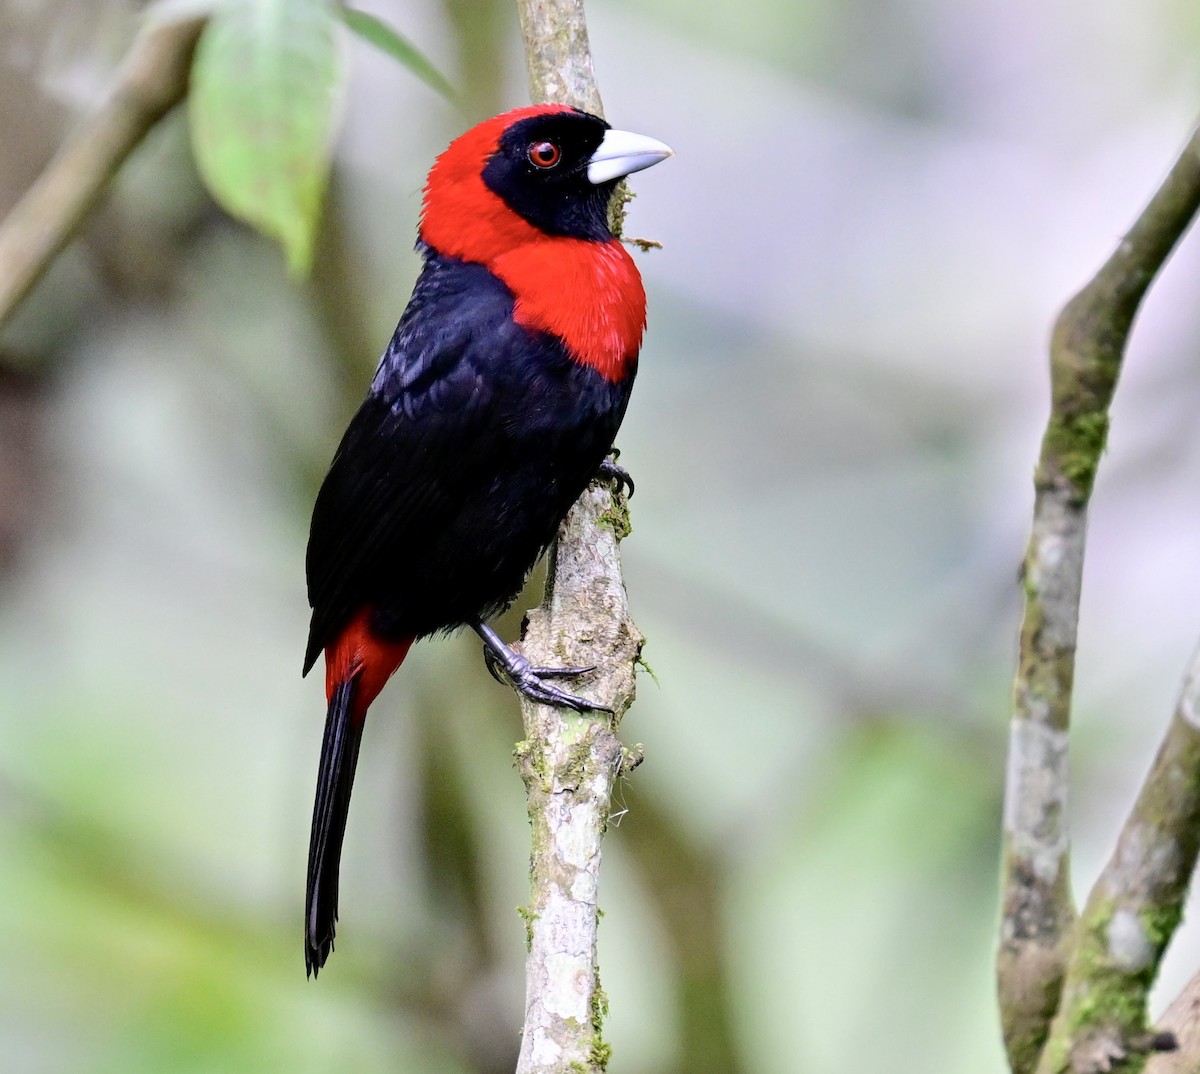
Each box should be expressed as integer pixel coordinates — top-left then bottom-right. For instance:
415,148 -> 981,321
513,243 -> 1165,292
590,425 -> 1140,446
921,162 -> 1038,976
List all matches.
302,104 -> 671,975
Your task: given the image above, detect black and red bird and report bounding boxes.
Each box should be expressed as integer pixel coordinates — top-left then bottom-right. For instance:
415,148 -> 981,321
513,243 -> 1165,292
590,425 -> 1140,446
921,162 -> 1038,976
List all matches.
302,105 -> 671,974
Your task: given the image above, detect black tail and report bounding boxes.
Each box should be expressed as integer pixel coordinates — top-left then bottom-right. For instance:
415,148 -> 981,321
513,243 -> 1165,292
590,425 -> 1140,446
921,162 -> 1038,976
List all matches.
305,675 -> 364,976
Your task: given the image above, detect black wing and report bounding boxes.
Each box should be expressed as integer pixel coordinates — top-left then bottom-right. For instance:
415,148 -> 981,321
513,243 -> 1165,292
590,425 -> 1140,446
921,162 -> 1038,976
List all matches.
304,257 -> 508,672
304,252 -> 634,673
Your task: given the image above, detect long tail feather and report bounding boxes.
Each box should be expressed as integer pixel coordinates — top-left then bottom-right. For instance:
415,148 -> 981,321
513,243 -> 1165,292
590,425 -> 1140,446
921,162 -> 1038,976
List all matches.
305,675 -> 364,976
305,614 -> 413,976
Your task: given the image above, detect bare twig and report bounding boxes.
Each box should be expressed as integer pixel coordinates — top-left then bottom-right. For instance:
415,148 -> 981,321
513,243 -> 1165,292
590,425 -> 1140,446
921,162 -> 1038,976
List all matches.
621,236 -> 662,252
511,3 -> 647,1069
0,12 -> 205,330
1000,126 -> 1200,1074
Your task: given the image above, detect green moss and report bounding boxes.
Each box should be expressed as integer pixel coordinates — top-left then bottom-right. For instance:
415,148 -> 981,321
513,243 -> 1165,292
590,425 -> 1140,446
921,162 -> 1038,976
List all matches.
619,744 -> 645,776
1014,578 -> 1076,734
1138,903 -> 1181,950
589,1039 -> 613,1070
1041,898 -> 1167,1073
607,182 -> 634,236
516,905 -> 538,951
589,980 -> 611,1071
1041,410 -> 1110,498
1001,956 -> 1068,1074
597,498 -> 632,540
635,650 -> 659,686
516,736 -> 556,794
1019,559 -> 1036,601
1039,1028 -> 1070,1074
563,736 -> 595,787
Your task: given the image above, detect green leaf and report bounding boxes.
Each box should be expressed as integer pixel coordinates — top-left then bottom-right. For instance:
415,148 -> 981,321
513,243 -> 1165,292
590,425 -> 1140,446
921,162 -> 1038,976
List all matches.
189,0 -> 346,276
341,7 -> 457,104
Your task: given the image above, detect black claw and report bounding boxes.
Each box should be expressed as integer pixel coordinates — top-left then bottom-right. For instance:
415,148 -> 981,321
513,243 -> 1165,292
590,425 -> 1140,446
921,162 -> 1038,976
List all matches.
473,621 -> 609,712
483,646 -> 593,684
529,663 -> 596,678
483,644 -> 507,684
597,456 -> 634,499
511,668 -> 606,712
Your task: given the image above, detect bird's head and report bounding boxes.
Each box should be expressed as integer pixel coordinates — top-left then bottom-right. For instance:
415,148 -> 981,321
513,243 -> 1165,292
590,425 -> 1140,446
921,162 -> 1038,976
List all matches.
419,105 -> 672,263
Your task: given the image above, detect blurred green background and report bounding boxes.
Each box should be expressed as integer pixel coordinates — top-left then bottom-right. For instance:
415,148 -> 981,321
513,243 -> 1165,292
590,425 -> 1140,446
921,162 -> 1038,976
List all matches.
3,1 -> 1200,1071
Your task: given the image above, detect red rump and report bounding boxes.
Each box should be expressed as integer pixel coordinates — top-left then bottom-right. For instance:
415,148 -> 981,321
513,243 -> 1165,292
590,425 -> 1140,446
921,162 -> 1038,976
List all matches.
324,608 -> 413,721
419,105 -> 646,383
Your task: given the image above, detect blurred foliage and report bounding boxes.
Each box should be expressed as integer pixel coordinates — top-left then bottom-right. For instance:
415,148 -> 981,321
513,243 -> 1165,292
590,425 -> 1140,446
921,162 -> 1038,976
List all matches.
341,6 -> 459,105
190,0 -> 347,276
2,0 -> 1200,1073
189,0 -> 455,275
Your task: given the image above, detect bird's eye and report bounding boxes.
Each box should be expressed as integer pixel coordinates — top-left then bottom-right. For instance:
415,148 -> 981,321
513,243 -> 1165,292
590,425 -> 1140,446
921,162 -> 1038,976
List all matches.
527,141 -> 561,168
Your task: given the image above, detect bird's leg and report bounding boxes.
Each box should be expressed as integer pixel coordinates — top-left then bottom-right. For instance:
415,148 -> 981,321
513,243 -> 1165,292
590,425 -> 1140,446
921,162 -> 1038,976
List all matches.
472,621 -> 610,712
597,448 -> 634,498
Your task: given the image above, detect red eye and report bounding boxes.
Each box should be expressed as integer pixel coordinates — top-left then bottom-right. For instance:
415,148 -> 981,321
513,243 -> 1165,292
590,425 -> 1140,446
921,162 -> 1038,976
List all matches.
528,141 -> 561,168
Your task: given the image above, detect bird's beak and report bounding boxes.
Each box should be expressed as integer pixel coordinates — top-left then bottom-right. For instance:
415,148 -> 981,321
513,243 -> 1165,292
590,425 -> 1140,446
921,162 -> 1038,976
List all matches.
587,129 -> 674,185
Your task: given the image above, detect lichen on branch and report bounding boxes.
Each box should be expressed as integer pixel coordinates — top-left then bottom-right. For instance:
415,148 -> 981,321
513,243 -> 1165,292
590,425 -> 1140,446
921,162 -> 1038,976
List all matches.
1034,643 -> 1200,1074
1000,126 -> 1200,1074
511,3 -> 646,1067
513,477 -> 643,1074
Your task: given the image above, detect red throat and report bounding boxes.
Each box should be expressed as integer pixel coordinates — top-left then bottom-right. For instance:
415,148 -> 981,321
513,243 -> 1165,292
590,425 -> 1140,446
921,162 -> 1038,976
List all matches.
419,106 -> 646,382
495,239 -> 644,382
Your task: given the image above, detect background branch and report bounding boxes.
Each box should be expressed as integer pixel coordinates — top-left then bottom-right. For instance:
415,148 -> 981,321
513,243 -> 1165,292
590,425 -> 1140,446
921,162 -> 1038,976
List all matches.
0,12 -> 204,330
1000,126 -> 1200,1074
1148,969 -> 1200,1074
513,2 -> 644,1068
1035,643 -> 1200,1074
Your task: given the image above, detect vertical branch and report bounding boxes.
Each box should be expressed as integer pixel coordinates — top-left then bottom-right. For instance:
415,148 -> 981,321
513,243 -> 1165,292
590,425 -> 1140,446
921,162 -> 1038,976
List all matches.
516,0 -> 603,116
515,487 -> 642,1074
999,128 -> 1200,1074
513,3 -> 644,1070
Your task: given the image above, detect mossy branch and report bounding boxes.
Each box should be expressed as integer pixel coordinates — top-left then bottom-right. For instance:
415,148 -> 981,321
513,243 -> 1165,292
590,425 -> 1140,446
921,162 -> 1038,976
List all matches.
513,1 -> 645,1070
514,483 -> 642,1074
516,0 -> 604,118
1033,646 -> 1200,1074
999,126 -> 1200,1074
0,12 -> 204,330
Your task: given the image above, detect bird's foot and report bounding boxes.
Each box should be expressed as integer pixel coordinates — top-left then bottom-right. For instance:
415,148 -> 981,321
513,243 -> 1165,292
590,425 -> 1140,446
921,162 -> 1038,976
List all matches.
474,622 -> 610,712
597,450 -> 634,498
483,645 -> 594,685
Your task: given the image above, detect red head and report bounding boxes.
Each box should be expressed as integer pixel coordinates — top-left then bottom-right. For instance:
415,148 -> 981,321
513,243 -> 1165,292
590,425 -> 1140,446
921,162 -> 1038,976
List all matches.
418,106 -> 672,381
